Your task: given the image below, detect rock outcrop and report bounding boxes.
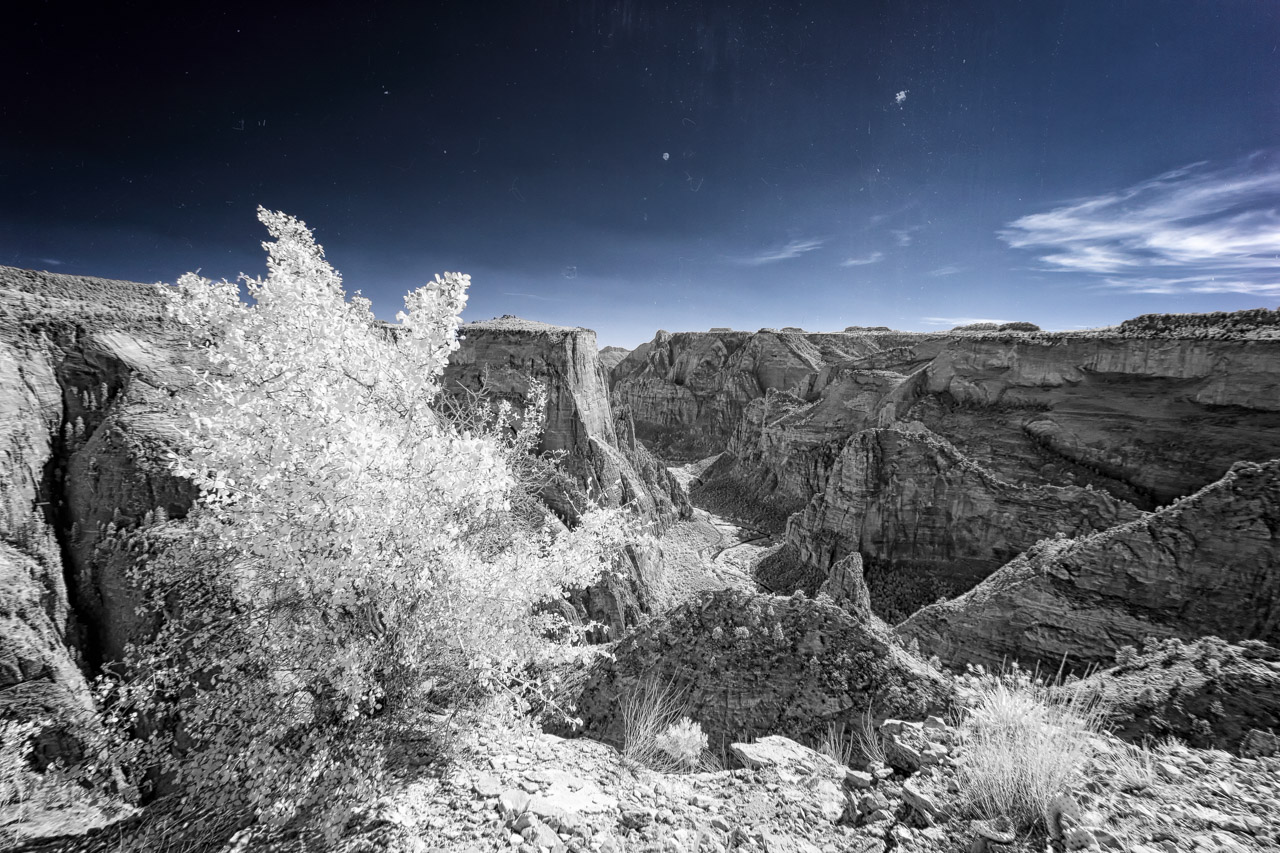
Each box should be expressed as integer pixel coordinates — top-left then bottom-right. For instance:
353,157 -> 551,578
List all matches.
898,459 -> 1280,673
446,316 -> 687,526
565,588 -> 951,751
597,345 -> 630,374
0,265 -> 191,758
1079,637 -> 1280,755
443,316 -> 692,633
788,426 -> 1142,594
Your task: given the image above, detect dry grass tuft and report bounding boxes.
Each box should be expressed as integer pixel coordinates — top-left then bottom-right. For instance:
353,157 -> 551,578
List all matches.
953,669 -> 1113,833
619,677 -> 718,773
816,721 -> 858,768
855,709 -> 887,767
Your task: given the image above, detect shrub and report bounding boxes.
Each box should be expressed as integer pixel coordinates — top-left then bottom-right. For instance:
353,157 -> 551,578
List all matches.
620,677 -> 713,773
953,667 -> 1112,833
0,719 -> 39,809
94,208 -> 632,845
655,718 -> 710,771
854,709 -> 887,767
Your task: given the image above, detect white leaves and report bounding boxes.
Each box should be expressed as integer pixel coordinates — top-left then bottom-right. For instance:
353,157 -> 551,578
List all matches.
134,209 -> 635,835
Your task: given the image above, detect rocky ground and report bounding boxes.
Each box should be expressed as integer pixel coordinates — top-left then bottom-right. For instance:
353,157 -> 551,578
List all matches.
351,697 -> 1280,853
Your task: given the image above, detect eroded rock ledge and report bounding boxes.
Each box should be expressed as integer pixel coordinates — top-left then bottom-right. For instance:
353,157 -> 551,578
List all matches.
898,459 -> 1280,673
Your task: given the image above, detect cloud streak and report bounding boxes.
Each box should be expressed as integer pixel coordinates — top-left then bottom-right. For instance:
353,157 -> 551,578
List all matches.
1001,151 -> 1280,296
922,316 -> 1010,327
841,251 -> 883,267
736,238 -> 825,265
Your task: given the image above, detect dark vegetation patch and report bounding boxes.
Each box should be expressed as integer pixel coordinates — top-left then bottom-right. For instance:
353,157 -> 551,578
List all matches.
633,424 -> 721,463
685,455 -> 804,536
863,559 -> 963,625
753,543 -> 825,596
1084,636 -> 1280,755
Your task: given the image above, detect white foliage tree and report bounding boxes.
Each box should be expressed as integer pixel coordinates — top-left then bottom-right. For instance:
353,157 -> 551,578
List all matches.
102,208 -> 630,841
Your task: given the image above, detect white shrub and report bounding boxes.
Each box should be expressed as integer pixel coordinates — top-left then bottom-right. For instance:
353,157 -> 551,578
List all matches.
97,208 -> 632,843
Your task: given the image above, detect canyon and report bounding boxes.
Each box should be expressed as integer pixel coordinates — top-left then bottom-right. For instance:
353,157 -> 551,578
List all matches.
3,264 -> 1280,850
611,323 -> 1280,637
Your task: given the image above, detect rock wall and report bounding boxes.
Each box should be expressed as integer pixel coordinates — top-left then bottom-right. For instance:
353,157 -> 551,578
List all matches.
0,265 -> 191,758
897,459 -> 1280,673
442,316 -> 692,632
788,426 -> 1142,584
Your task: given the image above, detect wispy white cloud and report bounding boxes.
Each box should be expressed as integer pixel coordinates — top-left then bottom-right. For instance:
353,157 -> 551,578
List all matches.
929,265 -> 961,276
501,291 -> 562,302
1097,277 -> 1280,297
841,251 -> 884,267
891,228 -> 918,247
38,258 -> 64,266
922,316 -> 1010,327
736,238 -> 825,265
1001,151 -> 1280,296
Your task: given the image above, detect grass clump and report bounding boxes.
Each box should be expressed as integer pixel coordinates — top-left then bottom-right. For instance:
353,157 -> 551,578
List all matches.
953,666 -> 1112,834
619,677 -> 715,773
816,721 -> 857,768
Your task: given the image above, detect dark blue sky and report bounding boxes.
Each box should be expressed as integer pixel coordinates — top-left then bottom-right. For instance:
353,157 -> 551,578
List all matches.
3,1 -> 1278,347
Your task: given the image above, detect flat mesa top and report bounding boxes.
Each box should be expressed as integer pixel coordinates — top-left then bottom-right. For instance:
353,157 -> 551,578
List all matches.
463,315 -> 587,335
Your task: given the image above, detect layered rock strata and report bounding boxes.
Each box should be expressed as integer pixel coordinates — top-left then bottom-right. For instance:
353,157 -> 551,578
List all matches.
1,265 -> 190,757
612,320 -> 1280,611
897,459 -> 1280,673
442,316 -> 693,632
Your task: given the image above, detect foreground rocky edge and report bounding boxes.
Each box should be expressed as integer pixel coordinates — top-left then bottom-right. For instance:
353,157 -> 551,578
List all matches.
14,684 -> 1279,853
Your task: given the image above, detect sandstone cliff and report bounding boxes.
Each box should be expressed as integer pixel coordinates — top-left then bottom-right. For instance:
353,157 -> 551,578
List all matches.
897,459 -> 1280,673
0,265 -> 192,758
442,316 -> 692,632
787,425 -> 1141,602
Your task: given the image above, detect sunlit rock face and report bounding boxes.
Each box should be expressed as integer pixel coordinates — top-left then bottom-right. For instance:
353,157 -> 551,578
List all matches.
563,588 -> 951,751
443,316 -> 691,632
0,265 -> 192,759
898,459 -> 1280,673
787,425 -> 1142,588
612,321 -> 1280,615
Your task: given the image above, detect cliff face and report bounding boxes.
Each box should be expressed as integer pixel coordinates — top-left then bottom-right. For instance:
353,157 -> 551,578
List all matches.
444,317 -> 691,632
897,459 -> 1280,673
788,426 -> 1142,587
613,325 -> 1280,613
0,266 -> 192,758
